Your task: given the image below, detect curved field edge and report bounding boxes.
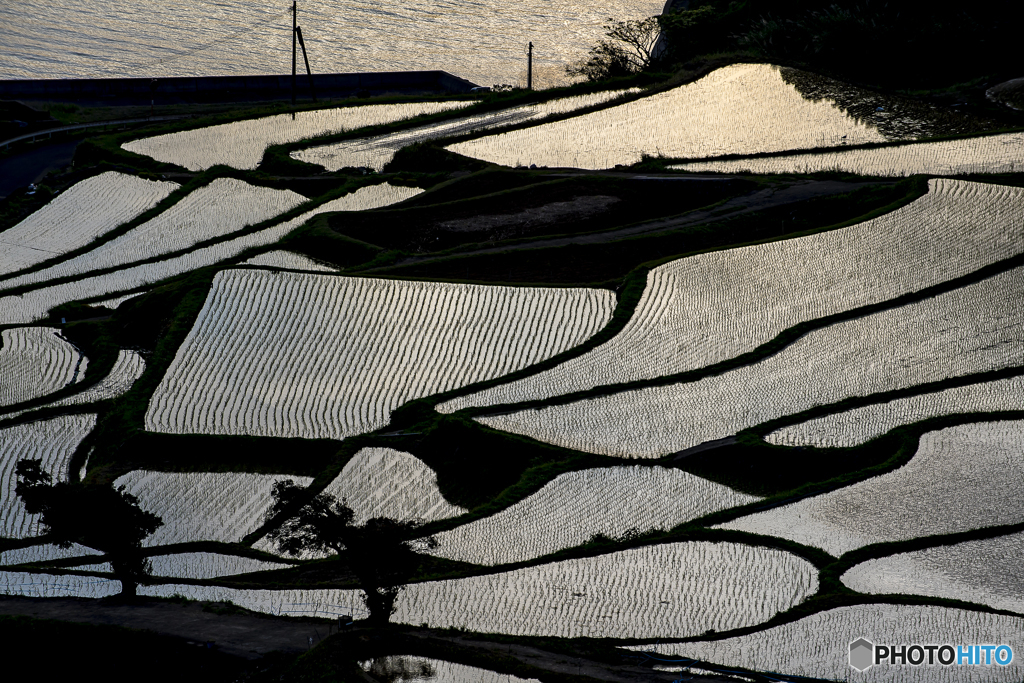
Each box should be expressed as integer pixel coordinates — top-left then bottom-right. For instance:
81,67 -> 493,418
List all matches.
0,172 -> 409,299
360,176 -> 913,277
0,322 -> 121,425
77,79 -> 660,177
441,210 -> 1024,426
77,96 -> 485,175
650,125 -> 1024,169
382,177 -> 930,428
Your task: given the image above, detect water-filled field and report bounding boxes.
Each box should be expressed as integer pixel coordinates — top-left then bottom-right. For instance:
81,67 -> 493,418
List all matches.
0,415 -> 97,538
476,263 -> 1024,458
2,178 -> 306,290
670,132 -> 1024,177
440,179 -> 1024,413
361,656 -> 540,683
124,101 -> 474,171
113,471 -> 314,546
430,465 -> 757,565
145,269 -> 615,439
719,421 -> 1024,556
446,64 -> 888,168
0,182 -> 419,323
0,327 -> 87,407
293,89 -> 637,172
144,541 -> 818,638
1,51 -> 1023,683
629,604 -> 1024,682
767,373 -> 1024,448
841,532 -> 1024,613
0,172 -> 177,277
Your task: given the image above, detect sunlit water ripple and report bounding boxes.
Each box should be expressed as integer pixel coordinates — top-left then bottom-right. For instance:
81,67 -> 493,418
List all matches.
0,0 -> 666,88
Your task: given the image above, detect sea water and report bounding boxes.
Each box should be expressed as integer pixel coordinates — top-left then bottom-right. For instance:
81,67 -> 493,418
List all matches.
0,0 -> 666,88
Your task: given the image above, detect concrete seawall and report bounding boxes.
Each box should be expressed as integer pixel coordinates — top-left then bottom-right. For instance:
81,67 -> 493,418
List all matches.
0,71 -> 480,105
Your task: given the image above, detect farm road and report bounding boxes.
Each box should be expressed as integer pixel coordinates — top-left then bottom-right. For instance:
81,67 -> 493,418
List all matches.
0,595 -> 755,681
0,595 -> 326,659
381,178 -> 893,269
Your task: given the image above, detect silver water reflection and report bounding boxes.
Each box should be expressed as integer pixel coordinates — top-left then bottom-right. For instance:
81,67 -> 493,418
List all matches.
0,0 -> 665,88
361,655 -> 540,683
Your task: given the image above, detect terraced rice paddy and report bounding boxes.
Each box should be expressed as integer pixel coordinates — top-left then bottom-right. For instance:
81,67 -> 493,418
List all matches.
49,349 -> 145,406
112,471 -> 313,546
397,542 -> 817,638
445,64 -> 887,170
241,250 -> 337,272
841,532 -> 1024,613
2,350 -> 145,422
145,270 -> 615,440
671,132 -> 1024,177
93,292 -> 146,309
293,89 -> 638,172
430,466 -> 757,565
0,178 -> 305,290
628,604 -> 1024,682
147,552 -> 291,580
122,101 -> 474,171
0,327 -> 87,407
146,541 -> 817,638
441,179 -> 1024,413
0,183 -> 421,324
767,374 -> 1024,448
718,421 -> 1024,556
0,172 -> 177,276
321,448 -> 465,524
477,265 -> 1024,458
0,415 -> 97,538
0,570 -> 119,599
142,582 -> 365,619
0,544 -> 100,567
360,656 -> 540,683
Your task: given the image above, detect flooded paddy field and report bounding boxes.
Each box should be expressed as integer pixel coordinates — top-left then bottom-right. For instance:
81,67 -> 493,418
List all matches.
1,53 -> 1023,683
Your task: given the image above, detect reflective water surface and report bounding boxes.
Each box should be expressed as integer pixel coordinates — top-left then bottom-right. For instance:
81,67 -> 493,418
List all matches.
360,655 -> 540,683
0,0 -> 665,88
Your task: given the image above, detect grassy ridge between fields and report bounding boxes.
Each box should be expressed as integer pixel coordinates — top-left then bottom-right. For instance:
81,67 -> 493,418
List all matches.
0,171 -> 404,300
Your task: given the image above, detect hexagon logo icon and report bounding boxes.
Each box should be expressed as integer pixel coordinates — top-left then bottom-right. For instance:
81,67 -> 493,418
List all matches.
850,638 -> 874,672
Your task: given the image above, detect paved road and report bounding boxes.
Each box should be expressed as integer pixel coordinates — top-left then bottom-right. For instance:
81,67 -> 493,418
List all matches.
0,140 -> 79,199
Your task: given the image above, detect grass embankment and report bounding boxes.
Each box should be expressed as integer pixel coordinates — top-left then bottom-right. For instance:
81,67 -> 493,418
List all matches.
369,177 -> 917,284
328,174 -> 753,252
0,170 -> 398,315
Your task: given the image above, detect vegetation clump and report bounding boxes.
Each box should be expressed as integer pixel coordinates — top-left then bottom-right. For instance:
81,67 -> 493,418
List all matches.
264,479 -> 438,625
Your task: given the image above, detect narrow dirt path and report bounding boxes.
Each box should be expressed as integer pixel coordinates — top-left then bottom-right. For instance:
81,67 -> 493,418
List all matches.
375,179 -> 891,270
0,595 -> 330,659
0,595 -> 767,681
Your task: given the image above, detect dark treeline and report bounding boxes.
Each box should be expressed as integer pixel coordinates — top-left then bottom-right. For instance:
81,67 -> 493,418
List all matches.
659,0 -> 1023,88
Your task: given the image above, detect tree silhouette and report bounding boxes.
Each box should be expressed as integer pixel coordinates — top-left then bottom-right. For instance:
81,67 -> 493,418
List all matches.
15,459 -> 162,599
264,480 -> 437,625
566,17 -> 662,81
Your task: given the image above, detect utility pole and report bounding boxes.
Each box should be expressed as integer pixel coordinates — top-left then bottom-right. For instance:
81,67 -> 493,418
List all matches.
292,1 -> 297,106
527,42 -> 533,90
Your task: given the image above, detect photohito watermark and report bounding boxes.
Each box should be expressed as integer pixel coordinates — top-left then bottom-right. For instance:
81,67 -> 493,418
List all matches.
850,638 -> 1013,672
